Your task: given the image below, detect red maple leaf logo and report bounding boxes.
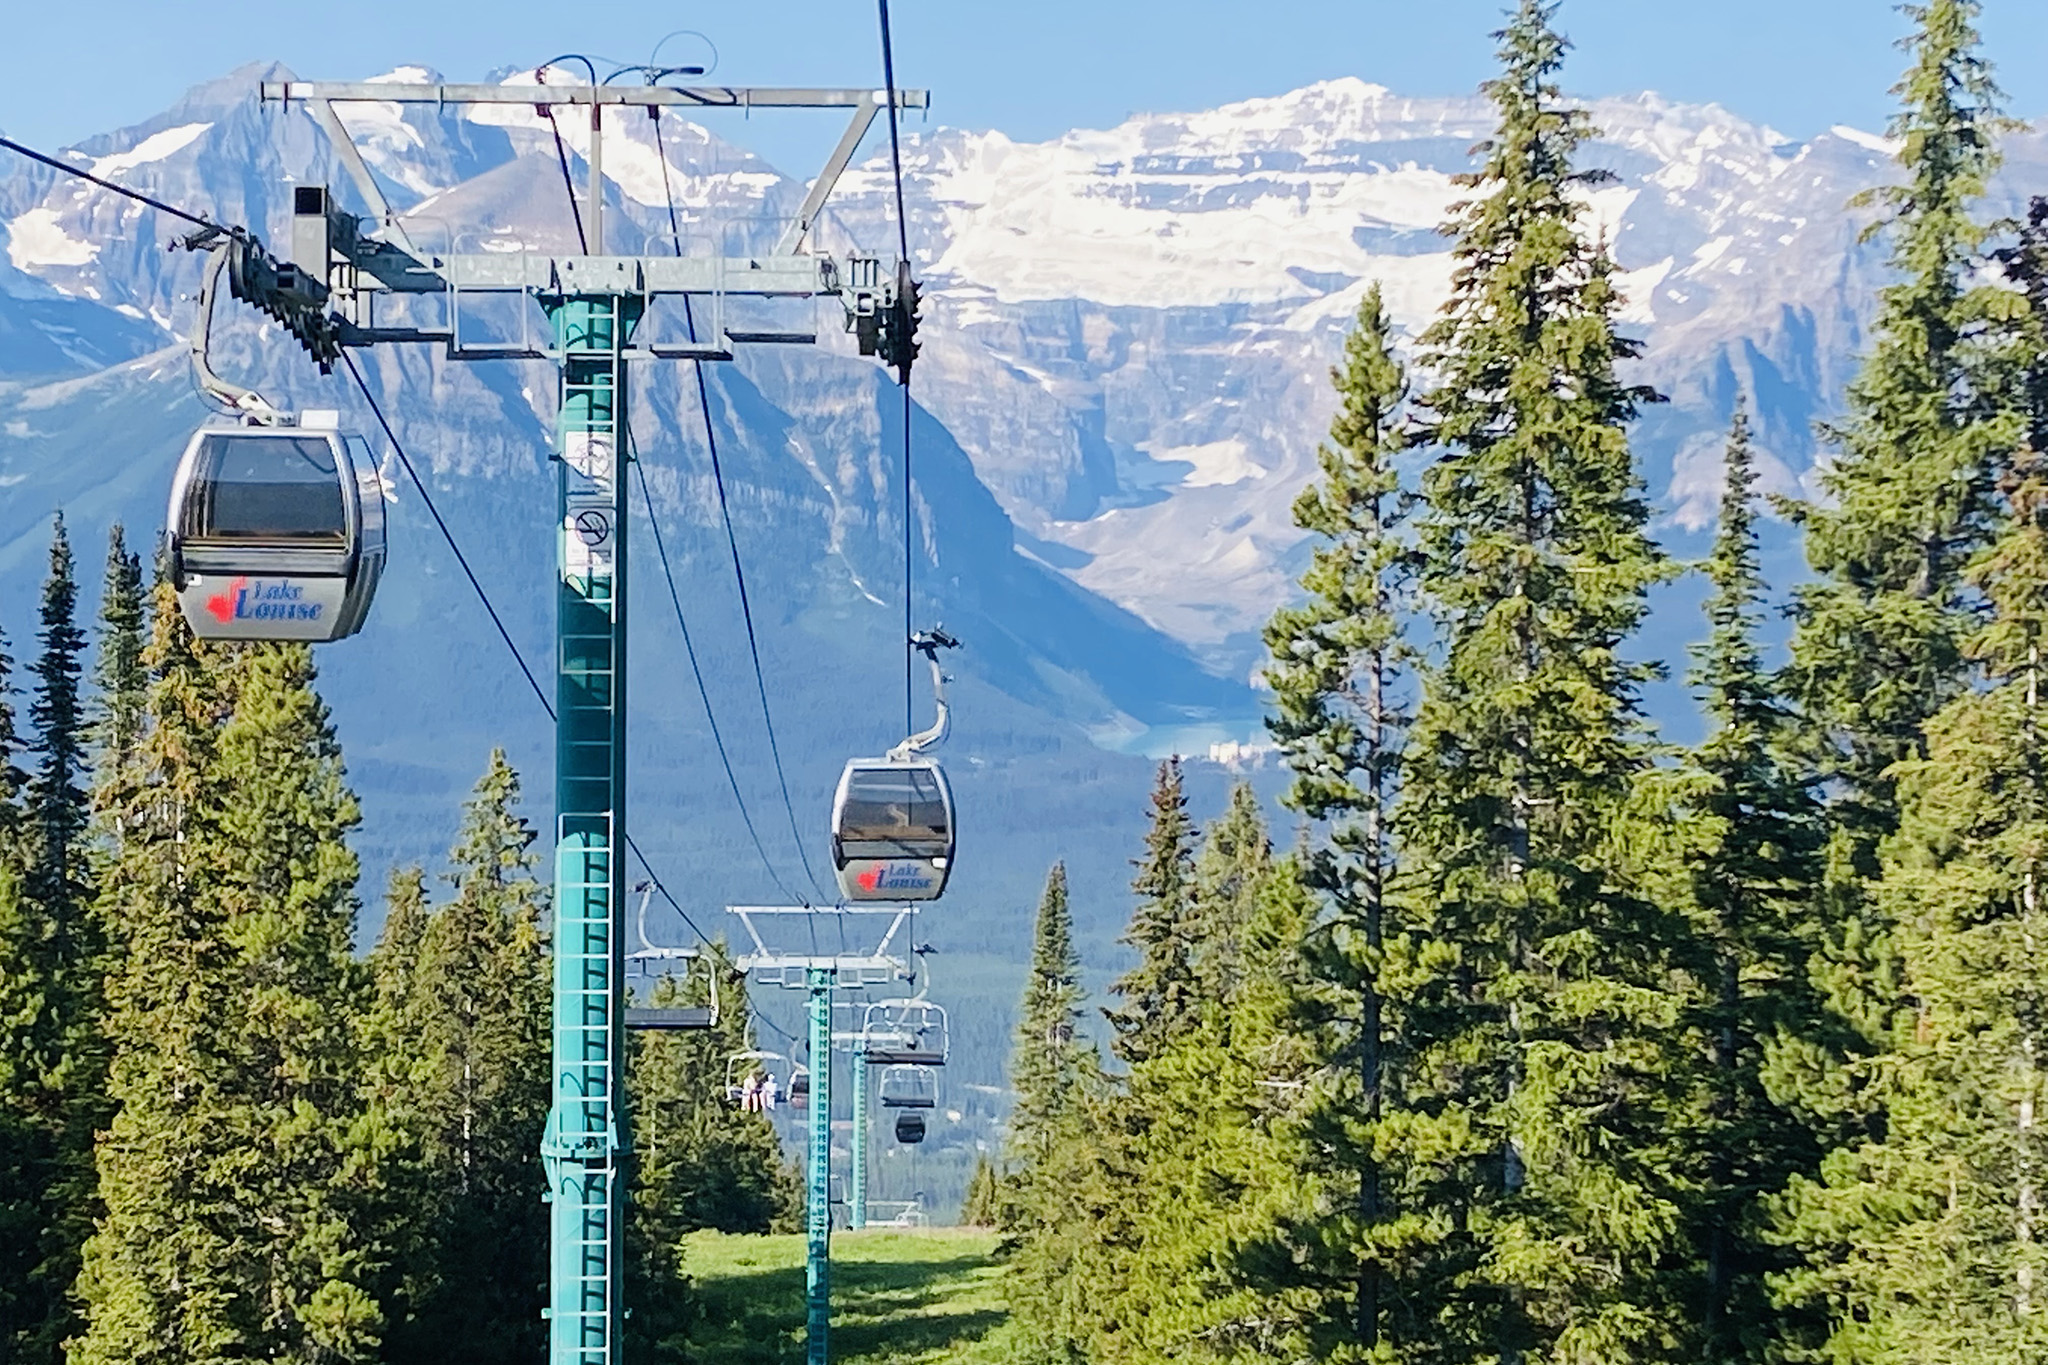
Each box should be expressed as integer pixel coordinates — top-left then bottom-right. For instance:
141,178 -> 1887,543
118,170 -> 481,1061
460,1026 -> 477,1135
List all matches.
205,577 -> 249,624
857,865 -> 884,892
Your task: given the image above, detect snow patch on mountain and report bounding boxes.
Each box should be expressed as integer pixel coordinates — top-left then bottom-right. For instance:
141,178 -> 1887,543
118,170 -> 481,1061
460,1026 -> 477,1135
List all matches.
89,122 -> 213,178
1831,124 -> 1904,157
5,208 -> 99,269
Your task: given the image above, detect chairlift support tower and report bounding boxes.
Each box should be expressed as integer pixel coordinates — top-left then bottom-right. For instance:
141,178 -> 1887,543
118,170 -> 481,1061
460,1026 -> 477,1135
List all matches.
728,905 -> 919,1365
271,75 -> 926,1365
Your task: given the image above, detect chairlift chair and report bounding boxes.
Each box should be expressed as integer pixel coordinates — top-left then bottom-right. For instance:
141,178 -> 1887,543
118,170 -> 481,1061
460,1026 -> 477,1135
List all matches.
861,999 -> 949,1067
876,1064 -> 937,1110
724,1050 -> 787,1106
624,885 -> 718,1030
831,630 -> 959,902
789,1063 -> 811,1113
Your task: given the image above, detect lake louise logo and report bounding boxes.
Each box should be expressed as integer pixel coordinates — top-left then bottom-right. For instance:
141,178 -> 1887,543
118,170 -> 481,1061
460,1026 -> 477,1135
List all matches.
856,862 -> 939,893
203,577 -> 327,624
205,576 -> 248,623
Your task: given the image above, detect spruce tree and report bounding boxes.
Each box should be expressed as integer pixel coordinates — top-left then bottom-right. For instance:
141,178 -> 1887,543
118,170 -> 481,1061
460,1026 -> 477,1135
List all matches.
1261,282 -> 1415,1356
1771,451 -> 2048,1362
89,524 -> 148,784
627,954 -> 797,1363
1188,784 -> 1273,1004
1107,758 -> 1199,1066
961,1155 -> 1003,1228
1007,862 -> 1091,1182
28,513 -> 89,929
0,515 -> 104,1365
373,751 -> 551,1365
1762,13 -> 2020,1348
1004,861 -> 1118,1358
1102,832 -> 1312,1364
74,629 -> 386,1365
1678,405 -> 1826,1361
1994,197 -> 2048,463
1400,3 -> 1683,1357
1782,0 -> 2012,851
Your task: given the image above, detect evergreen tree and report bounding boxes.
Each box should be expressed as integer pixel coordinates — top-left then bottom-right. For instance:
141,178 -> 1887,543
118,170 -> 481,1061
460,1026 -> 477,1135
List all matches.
372,751 -> 551,1365
629,955 -> 798,1241
367,866 -> 429,1023
1994,197 -> 2048,463
1782,0 -> 2013,851
0,515 -> 104,1365
1260,282 -> 1415,1357
626,951 -> 798,1364
74,629 -> 386,1365
1763,12 -> 2021,1352
1771,451 -> 2048,1362
0,618 -> 23,824
1099,837 -> 1313,1365
961,1155 -> 1003,1228
1188,785 -> 1273,1004
1004,861 -> 1120,1360
28,513 -> 89,929
1107,759 -> 1199,1066
89,524 -> 148,785
1677,405 -> 1826,1361
1399,3 -> 1684,1357
1007,862 -> 1091,1184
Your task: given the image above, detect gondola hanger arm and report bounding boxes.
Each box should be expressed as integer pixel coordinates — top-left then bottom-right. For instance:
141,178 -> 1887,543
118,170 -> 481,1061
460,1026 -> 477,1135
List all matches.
888,628 -> 959,760
184,233 -> 289,426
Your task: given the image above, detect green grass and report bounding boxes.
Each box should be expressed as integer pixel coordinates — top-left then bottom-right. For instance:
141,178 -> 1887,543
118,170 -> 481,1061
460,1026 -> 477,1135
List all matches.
680,1228 -> 1020,1365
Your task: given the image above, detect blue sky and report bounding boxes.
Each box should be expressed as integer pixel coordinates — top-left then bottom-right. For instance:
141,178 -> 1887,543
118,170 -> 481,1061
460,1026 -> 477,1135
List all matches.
3,0 -> 2044,176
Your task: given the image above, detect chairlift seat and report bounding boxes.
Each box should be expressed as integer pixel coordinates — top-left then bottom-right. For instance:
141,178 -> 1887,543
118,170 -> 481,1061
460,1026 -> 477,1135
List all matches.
167,424 -> 386,642
625,1006 -> 716,1031
830,757 -> 954,901
877,1064 -> 937,1109
860,1000 -> 949,1068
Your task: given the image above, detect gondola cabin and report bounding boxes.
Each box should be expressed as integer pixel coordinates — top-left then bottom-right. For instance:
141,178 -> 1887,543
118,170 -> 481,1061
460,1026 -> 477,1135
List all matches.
830,758 -> 954,902
166,421 -> 386,642
894,1111 -> 926,1145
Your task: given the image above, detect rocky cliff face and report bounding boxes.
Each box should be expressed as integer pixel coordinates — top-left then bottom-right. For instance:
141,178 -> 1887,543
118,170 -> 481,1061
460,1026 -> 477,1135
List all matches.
812,77 -> 2045,669
2,62 -> 2038,1093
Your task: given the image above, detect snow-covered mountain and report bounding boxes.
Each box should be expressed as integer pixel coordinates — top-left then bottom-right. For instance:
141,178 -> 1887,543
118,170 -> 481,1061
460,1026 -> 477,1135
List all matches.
2,65 -> 2040,1097
815,78 -> 2047,669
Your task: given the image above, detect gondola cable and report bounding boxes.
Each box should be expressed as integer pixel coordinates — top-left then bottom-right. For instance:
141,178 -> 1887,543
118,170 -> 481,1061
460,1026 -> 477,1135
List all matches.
646,102 -> 834,906
630,445 -> 808,909
876,0 -> 916,740
0,134 -> 217,229
536,57 -> 596,253
341,352 -> 800,1051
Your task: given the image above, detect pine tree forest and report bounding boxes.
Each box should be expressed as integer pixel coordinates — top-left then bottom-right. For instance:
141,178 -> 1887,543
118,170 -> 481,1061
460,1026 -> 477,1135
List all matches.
990,1 -> 2048,1362
8,2 -> 2048,1364
0,532 -> 800,1365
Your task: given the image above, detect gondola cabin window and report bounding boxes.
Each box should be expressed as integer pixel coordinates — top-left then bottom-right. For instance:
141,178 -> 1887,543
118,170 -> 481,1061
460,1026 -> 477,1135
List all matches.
837,765 -> 950,854
184,434 -> 349,544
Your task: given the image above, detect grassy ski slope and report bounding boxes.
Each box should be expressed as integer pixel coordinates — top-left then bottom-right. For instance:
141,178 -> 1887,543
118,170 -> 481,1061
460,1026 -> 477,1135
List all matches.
681,1228 -> 1017,1365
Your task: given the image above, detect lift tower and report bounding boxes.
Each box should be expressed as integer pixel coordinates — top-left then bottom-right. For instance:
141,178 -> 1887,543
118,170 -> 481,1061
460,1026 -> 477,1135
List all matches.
272,75 -> 924,1365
